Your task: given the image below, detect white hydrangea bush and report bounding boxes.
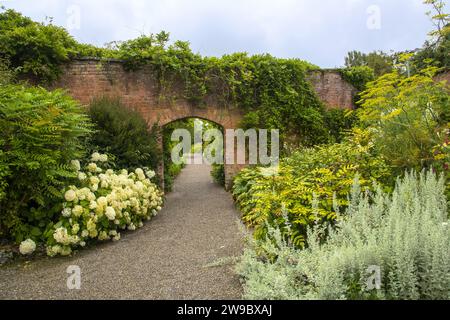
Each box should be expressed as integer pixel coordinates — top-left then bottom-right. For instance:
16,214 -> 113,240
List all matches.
45,153 -> 164,257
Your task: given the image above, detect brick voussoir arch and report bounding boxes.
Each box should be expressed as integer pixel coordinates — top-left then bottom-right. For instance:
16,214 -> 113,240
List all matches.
49,58 -> 356,190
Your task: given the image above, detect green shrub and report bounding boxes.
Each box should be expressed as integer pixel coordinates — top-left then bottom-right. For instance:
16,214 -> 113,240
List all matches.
236,171 -> 450,300
0,83 -> 92,241
211,164 -> 225,186
232,128 -> 391,247
87,97 -> 161,174
323,109 -> 357,143
340,66 -> 376,91
0,9 -> 81,82
358,64 -> 449,173
0,58 -> 15,85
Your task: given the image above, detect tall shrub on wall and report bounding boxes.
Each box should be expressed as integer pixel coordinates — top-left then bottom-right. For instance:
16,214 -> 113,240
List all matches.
0,83 -> 92,241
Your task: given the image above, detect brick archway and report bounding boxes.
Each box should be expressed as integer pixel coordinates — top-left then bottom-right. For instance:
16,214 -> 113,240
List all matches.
157,112 -> 244,190
49,58 -> 356,189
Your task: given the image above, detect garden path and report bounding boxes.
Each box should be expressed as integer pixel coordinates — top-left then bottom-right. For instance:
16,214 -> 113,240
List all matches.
0,161 -> 244,299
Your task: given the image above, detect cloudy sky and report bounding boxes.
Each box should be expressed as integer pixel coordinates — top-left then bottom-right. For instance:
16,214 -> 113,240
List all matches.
1,0 -> 446,67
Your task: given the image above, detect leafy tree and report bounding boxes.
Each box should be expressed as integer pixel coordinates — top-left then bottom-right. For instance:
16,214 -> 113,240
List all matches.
412,0 -> 450,70
358,62 -> 449,173
344,50 -> 394,77
0,8 -> 81,81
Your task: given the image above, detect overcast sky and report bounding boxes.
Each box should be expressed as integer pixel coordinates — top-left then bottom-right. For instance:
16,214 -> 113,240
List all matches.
2,0 -> 447,67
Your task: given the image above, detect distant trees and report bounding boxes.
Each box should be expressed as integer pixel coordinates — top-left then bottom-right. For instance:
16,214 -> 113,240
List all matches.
344,50 -> 394,77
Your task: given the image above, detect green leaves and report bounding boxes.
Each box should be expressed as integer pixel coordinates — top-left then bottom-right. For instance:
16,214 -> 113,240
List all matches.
233,130 -> 392,249
87,97 -> 160,174
0,83 -> 92,241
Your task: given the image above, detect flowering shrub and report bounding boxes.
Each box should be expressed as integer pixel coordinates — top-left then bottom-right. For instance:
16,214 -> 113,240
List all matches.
19,239 -> 36,255
43,153 -> 163,256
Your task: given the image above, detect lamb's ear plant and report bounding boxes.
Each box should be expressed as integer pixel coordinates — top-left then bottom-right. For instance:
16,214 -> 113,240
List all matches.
236,170 -> 450,300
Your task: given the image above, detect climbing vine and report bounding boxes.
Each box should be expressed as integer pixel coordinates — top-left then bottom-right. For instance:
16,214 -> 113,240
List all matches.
0,8 -> 347,147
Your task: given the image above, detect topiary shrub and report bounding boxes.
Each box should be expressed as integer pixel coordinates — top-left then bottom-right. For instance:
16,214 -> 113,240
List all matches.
0,83 -> 92,241
236,171 -> 450,300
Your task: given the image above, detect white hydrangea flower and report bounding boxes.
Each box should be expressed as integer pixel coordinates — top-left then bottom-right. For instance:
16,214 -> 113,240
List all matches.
97,196 -> 108,207
72,224 -> 80,234
47,245 -> 62,257
19,239 -> 36,255
145,170 -> 156,179
64,189 -> 77,202
53,227 -> 71,245
78,172 -> 87,181
105,206 -> 116,221
90,176 -> 100,185
99,154 -> 108,162
91,152 -> 101,162
70,160 -> 81,172
98,231 -> 109,241
62,208 -> 72,218
81,230 -> 89,238
135,168 -> 146,181
89,200 -> 98,210
72,205 -> 84,217
87,163 -> 98,172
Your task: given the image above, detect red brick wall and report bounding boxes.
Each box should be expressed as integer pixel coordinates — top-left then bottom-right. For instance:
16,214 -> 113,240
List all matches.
307,69 -> 357,110
51,59 -> 356,123
50,58 -> 356,189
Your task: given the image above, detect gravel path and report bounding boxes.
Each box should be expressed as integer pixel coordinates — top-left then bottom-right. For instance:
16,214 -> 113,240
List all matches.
0,161 -> 244,300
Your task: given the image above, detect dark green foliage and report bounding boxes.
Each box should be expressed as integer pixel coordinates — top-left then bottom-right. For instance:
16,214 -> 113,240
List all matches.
87,97 -> 160,172
0,8 -> 81,82
0,58 -> 15,85
340,66 -> 376,92
323,109 -> 357,143
0,83 -> 92,241
344,50 -> 394,77
211,164 -> 225,186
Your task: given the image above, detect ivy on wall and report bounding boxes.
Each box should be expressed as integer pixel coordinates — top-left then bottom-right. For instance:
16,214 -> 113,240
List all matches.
0,8 -> 353,147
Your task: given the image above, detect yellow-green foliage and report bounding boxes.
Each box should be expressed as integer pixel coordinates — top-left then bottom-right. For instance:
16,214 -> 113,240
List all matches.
233,129 -> 391,247
358,63 -> 449,172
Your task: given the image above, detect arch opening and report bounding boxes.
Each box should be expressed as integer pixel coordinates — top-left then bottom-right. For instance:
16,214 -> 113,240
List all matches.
161,117 -> 226,192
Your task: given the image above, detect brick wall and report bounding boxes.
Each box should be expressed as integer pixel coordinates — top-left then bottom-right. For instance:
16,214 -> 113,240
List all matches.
307,69 -> 357,110
50,58 -> 356,189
